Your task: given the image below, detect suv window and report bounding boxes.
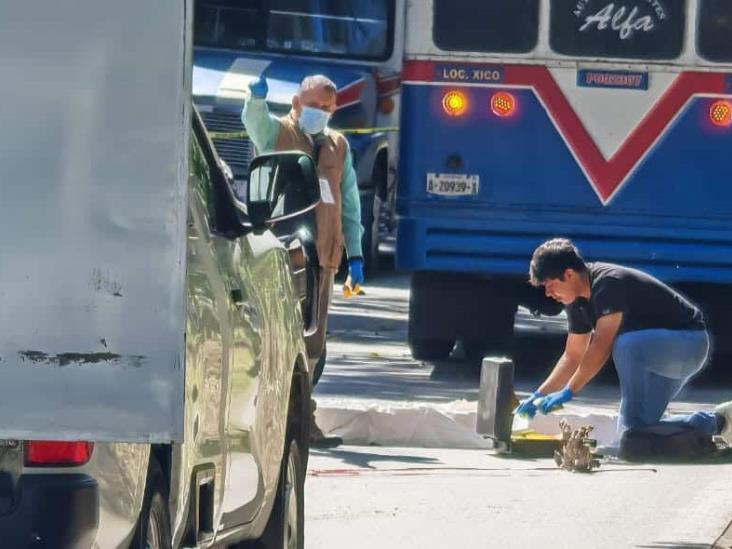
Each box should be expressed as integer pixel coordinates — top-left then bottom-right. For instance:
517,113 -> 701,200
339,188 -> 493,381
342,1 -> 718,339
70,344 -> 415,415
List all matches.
190,126 -> 216,217
433,0 -> 539,54
698,0 -> 732,62
192,110 -> 251,234
549,0 -> 686,60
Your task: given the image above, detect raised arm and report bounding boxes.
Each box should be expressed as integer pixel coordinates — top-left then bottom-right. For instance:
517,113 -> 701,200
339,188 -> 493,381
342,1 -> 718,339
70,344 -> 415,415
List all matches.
240,76 -> 281,154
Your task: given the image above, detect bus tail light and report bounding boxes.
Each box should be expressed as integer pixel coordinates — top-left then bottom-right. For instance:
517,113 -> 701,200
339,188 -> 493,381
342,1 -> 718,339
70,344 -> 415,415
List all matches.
491,92 -> 517,118
25,441 -> 93,467
710,100 -> 732,127
442,91 -> 468,117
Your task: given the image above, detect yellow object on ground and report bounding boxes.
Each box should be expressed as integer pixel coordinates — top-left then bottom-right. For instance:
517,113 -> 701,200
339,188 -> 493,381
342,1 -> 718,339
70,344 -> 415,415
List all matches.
511,430 -> 561,442
510,429 -> 563,457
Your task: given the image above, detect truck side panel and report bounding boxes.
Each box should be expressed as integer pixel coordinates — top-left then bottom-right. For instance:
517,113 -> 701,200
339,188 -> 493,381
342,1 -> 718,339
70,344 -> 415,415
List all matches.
0,1 -> 192,442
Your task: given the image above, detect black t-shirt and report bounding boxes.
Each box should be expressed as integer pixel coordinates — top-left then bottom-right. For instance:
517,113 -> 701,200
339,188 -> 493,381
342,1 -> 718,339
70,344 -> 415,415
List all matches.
566,263 -> 705,334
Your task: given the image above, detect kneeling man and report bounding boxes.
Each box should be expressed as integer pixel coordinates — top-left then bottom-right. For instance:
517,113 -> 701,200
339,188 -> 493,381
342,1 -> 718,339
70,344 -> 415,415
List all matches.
517,238 -> 732,444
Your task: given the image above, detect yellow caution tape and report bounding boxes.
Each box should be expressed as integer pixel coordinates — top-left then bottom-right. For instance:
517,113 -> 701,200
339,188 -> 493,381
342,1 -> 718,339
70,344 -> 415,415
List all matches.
339,126 -> 399,135
208,126 -> 399,140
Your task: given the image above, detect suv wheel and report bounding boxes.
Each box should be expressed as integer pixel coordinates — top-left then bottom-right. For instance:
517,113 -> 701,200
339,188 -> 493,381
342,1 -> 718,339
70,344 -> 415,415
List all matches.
252,439 -> 305,549
131,459 -> 172,549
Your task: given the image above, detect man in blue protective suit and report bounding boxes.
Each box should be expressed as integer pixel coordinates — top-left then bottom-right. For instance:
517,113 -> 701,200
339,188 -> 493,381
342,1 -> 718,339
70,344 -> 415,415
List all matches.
242,73 -> 364,447
516,238 -> 732,451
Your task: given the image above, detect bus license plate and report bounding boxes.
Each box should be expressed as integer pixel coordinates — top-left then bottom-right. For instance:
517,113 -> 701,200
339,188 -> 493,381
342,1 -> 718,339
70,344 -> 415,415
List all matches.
426,173 -> 479,196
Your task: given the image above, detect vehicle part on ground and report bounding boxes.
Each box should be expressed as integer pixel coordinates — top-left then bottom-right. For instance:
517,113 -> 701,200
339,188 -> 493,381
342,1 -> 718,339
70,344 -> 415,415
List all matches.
131,459 -> 172,549
554,420 -> 601,473
476,357 -> 516,453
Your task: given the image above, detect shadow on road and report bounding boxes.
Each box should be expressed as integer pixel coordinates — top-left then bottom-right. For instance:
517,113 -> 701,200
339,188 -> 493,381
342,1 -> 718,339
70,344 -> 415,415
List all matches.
325,254 -> 732,401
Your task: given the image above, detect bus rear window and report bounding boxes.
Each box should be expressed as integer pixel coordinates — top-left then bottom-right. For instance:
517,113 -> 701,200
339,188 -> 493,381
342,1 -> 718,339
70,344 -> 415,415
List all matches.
698,0 -> 732,62
194,0 -> 393,61
433,0 -> 539,54
266,0 -> 392,60
550,0 -> 685,60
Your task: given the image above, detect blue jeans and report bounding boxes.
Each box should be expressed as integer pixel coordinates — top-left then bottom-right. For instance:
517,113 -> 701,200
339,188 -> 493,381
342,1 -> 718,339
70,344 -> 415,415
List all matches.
613,329 -> 717,435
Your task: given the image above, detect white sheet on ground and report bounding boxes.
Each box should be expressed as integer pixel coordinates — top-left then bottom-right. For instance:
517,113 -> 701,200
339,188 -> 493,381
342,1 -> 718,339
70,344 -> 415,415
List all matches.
315,399 -> 621,449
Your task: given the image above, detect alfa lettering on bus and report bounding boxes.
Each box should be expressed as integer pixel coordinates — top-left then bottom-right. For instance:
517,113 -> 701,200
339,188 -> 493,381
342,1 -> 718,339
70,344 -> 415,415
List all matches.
574,1 -> 669,41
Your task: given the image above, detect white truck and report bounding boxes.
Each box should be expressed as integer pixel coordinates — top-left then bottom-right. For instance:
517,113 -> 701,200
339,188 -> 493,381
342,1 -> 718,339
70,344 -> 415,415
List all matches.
0,2 -> 319,547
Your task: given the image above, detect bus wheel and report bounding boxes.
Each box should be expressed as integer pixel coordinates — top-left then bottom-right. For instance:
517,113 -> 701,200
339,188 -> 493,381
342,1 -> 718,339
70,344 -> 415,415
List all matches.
409,272 -> 516,364
678,283 -> 732,375
463,335 -> 514,363
409,338 -> 455,361
463,296 -> 516,361
361,190 -> 381,274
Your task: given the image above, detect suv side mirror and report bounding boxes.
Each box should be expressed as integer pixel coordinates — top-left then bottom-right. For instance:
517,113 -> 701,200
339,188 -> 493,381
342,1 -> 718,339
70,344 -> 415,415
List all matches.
247,152 -> 321,228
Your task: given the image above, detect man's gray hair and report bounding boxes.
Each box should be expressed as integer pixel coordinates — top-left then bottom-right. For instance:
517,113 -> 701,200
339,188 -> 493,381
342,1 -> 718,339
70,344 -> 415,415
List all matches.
298,74 -> 337,96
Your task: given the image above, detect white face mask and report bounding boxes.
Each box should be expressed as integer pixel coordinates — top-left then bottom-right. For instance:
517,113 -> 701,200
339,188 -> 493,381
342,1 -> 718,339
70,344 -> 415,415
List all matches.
298,105 -> 331,135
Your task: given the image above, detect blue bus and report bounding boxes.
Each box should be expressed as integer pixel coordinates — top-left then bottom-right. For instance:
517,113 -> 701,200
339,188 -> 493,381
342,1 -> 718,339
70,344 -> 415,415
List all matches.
397,0 -> 732,361
192,0 -> 404,269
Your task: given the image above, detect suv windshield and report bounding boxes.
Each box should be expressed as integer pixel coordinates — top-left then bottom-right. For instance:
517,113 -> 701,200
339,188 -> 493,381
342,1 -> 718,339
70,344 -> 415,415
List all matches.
194,0 -> 393,61
550,0 -> 685,60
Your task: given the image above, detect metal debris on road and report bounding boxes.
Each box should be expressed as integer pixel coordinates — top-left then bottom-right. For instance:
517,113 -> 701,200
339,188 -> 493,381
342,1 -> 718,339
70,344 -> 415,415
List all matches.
554,419 -> 602,473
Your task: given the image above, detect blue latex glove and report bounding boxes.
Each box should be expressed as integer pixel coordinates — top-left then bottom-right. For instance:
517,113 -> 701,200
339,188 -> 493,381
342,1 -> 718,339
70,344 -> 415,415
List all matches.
348,258 -> 365,287
538,387 -> 574,415
515,390 -> 544,419
248,74 -> 268,98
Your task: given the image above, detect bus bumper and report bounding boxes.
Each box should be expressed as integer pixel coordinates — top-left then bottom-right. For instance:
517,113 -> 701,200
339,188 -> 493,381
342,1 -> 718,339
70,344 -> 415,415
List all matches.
396,209 -> 732,285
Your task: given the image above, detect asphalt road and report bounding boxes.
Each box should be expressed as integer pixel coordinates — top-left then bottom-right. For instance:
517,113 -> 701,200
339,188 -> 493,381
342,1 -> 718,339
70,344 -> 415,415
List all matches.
307,446 -> 732,549
305,258 -> 732,549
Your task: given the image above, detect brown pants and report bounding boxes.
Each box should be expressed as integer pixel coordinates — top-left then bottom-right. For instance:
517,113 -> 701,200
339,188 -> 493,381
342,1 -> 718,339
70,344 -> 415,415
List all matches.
306,267 -> 336,385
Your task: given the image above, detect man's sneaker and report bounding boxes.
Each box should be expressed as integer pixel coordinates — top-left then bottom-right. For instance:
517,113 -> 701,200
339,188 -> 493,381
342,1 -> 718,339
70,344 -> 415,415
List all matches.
714,400 -> 732,445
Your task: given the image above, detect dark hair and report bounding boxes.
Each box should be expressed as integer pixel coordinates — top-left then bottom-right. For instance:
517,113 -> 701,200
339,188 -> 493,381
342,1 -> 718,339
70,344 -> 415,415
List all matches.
529,238 -> 587,286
